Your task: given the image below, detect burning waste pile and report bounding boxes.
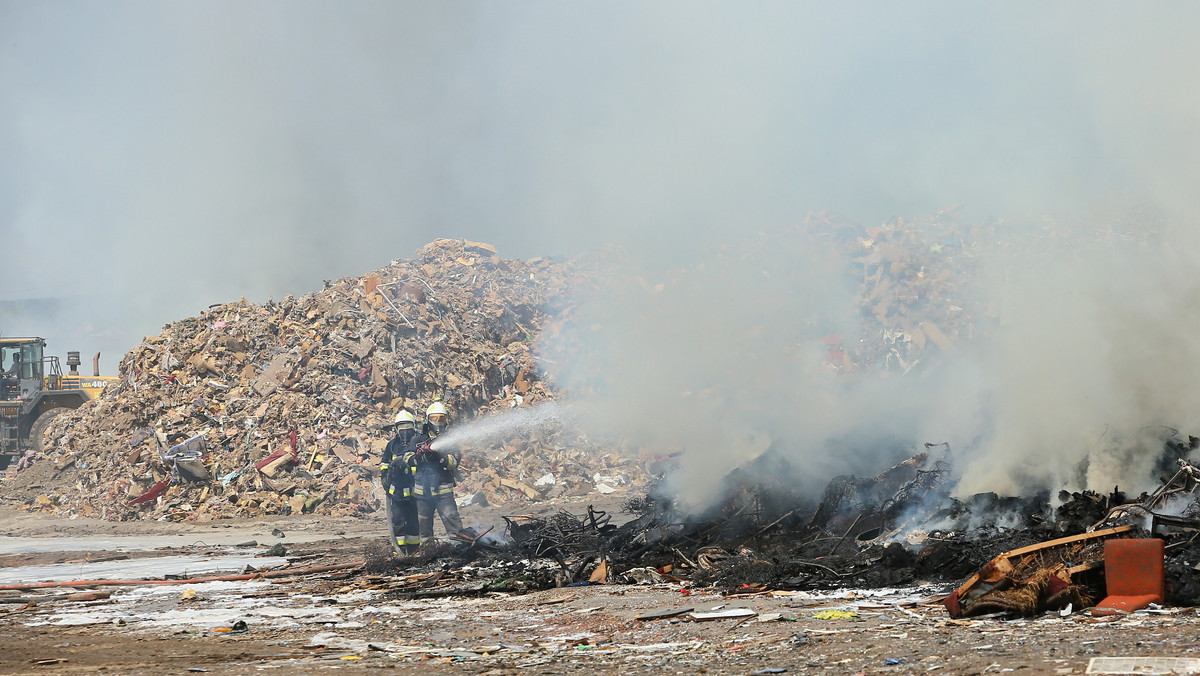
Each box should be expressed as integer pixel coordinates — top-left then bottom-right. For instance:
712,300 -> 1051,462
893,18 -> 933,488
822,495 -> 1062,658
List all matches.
367,429 -> 1200,620
0,239 -> 647,520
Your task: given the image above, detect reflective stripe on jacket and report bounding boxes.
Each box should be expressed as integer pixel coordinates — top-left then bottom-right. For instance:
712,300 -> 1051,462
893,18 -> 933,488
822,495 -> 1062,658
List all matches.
403,443 -> 461,499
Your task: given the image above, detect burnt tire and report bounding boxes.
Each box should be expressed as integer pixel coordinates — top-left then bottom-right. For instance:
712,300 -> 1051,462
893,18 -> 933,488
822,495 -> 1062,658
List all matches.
29,407 -> 68,453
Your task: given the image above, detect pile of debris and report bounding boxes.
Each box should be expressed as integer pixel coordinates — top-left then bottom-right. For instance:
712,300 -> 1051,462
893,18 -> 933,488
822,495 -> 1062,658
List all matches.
455,427 -> 636,507
778,210 -> 1159,375
797,210 -> 995,374
4,240 -> 646,520
372,433 -> 1200,617
0,210 -> 1164,526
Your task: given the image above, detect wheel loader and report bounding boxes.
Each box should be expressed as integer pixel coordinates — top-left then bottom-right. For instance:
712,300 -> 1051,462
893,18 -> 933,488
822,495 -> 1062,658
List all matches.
0,337 -> 117,468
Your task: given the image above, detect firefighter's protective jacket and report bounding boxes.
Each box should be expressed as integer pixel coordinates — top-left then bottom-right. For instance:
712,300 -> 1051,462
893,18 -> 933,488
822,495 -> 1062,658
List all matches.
380,433 -> 416,499
402,433 -> 461,500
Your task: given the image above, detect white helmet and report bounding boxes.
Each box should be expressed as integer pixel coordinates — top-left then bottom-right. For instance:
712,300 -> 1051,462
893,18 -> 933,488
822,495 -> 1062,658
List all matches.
393,410 -> 417,430
426,401 -> 448,418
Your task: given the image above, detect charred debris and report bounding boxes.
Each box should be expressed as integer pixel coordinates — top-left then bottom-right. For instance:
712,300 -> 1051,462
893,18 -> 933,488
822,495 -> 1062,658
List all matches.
372,429 -> 1200,616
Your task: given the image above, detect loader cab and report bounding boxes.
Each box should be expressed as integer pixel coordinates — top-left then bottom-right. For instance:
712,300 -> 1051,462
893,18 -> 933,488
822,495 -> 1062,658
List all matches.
0,339 -> 45,401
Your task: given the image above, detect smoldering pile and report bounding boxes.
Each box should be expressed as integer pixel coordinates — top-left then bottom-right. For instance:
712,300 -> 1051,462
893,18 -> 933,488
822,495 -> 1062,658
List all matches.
385,428 -> 1200,613
2,239 -> 646,520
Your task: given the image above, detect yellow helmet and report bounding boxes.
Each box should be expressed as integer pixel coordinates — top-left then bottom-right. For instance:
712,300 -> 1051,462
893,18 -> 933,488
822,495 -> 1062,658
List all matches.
426,401 -> 449,432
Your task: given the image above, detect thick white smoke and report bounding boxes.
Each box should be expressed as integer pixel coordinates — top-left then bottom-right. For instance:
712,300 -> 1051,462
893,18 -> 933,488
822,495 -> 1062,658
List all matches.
6,3 -> 1199,361
5,3 -> 1200,504
538,213 -> 1200,508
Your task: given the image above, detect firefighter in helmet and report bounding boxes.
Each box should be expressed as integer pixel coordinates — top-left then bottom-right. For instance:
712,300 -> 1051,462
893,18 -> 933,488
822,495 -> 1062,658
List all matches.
380,409 -> 421,553
403,400 -> 464,541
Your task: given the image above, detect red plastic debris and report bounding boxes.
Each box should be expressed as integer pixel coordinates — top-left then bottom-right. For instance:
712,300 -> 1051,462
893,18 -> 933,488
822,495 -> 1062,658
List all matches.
1094,538 -> 1165,616
127,478 -> 171,505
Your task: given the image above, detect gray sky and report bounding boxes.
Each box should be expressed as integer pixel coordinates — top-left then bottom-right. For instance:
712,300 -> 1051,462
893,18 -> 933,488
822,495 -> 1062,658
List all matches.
2,1 -> 1198,361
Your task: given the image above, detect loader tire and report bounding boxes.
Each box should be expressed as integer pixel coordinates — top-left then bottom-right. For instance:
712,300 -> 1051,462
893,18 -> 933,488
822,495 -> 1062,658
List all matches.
29,407 -> 68,453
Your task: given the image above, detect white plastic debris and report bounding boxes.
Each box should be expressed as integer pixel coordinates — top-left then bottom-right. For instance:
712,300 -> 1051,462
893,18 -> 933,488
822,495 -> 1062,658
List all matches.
1086,657 -> 1200,674
621,567 -> 666,584
690,608 -> 757,620
592,473 -> 626,486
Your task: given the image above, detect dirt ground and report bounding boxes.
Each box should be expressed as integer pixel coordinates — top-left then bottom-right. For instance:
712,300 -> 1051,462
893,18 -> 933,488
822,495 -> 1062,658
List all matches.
3,504 -> 1200,675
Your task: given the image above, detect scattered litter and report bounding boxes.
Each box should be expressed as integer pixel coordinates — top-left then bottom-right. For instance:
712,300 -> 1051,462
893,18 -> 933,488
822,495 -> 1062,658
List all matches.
214,620 -> 248,634
622,567 -> 667,585
690,608 -> 757,620
812,610 -> 858,620
635,607 -> 694,621
1086,657 -> 1200,674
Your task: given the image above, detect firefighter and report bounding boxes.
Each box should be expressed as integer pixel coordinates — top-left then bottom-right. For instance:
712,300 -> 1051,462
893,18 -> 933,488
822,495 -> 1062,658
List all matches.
404,400 -> 464,541
380,410 -> 420,553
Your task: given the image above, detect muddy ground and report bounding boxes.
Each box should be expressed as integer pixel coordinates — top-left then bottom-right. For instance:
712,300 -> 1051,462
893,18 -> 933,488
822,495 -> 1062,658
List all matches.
2,505 -> 1200,675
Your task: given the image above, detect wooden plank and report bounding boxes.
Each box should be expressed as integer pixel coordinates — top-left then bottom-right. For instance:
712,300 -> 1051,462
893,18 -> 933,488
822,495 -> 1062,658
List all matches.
498,478 -> 540,499
999,525 -> 1133,559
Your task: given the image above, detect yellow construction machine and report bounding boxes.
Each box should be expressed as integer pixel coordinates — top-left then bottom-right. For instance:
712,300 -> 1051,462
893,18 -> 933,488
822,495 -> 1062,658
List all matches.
0,337 -> 118,466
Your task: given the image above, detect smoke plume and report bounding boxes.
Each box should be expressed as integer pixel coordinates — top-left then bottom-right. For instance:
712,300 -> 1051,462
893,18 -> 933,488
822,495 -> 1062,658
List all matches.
5,3 -> 1200,504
